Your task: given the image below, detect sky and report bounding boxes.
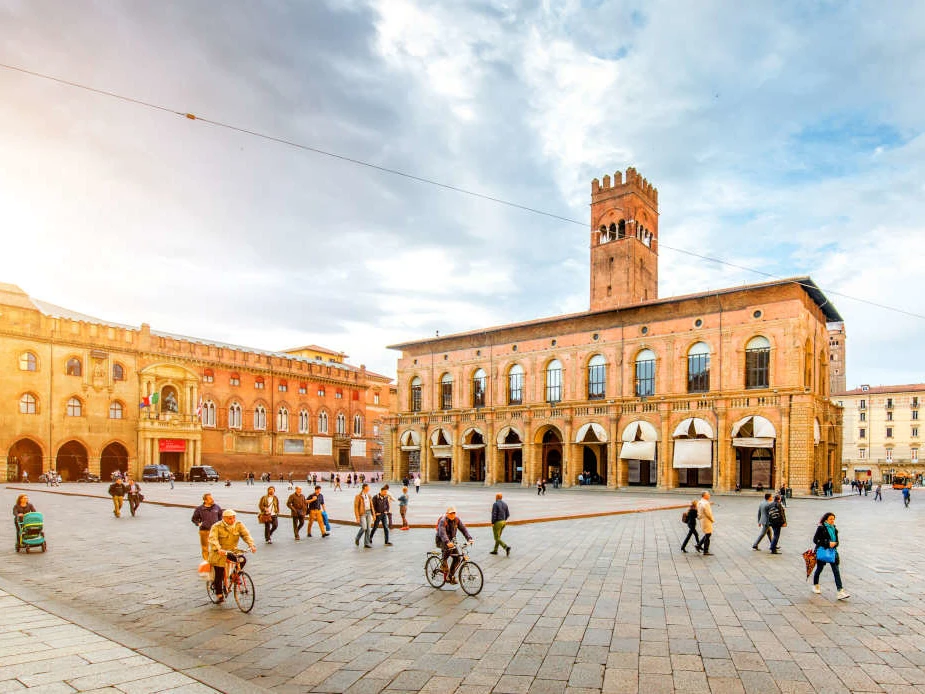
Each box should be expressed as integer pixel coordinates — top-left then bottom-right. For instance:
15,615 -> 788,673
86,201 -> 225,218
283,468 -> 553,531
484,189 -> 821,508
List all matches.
1,0 -> 924,386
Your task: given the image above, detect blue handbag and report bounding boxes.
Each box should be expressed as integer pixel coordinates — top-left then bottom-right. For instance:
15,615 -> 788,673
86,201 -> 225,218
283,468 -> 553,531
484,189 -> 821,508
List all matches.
816,546 -> 836,563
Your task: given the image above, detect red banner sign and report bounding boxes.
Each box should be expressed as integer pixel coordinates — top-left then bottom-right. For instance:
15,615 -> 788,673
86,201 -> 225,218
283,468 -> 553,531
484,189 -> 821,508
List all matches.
158,438 -> 187,453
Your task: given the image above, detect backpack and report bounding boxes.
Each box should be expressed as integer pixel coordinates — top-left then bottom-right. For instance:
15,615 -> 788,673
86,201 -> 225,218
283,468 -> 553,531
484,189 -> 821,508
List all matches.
681,511 -> 689,524
767,503 -> 783,527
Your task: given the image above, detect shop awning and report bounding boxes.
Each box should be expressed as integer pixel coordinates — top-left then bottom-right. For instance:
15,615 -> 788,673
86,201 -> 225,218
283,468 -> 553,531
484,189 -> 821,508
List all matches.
673,439 -> 713,468
496,426 -> 523,446
620,441 -> 656,461
430,428 -> 453,446
672,417 -> 714,439
814,419 -> 821,445
430,445 -> 452,456
400,430 -> 420,451
575,422 -> 608,443
732,437 -> 775,448
621,420 -> 659,442
731,415 -> 777,438
462,443 -> 486,450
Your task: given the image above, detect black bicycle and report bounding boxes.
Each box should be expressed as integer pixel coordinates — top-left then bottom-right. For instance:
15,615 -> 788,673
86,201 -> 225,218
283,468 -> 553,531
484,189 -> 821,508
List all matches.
206,550 -> 256,613
424,541 -> 483,596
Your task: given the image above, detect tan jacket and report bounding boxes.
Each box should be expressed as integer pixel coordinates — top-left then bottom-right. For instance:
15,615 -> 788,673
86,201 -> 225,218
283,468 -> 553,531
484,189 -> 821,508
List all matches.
207,520 -> 255,567
354,492 -> 371,521
258,494 -> 280,515
697,499 -> 715,533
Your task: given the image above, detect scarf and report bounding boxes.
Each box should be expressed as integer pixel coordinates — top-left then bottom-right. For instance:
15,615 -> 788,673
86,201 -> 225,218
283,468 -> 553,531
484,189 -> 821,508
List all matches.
825,524 -> 837,543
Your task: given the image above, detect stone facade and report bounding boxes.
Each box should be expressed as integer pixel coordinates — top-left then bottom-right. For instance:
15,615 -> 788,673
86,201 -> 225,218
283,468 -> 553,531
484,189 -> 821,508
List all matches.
828,323 -> 847,395
386,168 -> 843,494
0,284 -> 392,481
835,384 -> 924,483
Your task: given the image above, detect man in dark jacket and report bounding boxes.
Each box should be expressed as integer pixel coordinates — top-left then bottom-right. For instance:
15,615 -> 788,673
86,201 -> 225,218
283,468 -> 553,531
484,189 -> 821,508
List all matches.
767,494 -> 787,554
436,507 -> 473,583
490,493 -> 511,556
108,479 -> 127,518
192,493 -> 223,560
306,485 -> 330,538
286,487 -> 308,540
369,486 -> 392,546
752,493 -> 773,550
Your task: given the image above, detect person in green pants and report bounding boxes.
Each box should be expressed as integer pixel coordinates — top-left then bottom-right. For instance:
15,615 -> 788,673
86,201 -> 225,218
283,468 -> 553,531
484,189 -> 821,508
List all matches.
490,493 -> 511,556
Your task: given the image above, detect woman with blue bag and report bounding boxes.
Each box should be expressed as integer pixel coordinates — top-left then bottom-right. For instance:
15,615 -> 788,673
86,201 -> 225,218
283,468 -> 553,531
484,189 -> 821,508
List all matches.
812,512 -> 849,600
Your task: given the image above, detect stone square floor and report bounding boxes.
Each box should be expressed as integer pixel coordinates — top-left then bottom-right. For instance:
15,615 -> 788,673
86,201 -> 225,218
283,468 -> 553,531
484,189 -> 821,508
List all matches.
1,483 -> 922,693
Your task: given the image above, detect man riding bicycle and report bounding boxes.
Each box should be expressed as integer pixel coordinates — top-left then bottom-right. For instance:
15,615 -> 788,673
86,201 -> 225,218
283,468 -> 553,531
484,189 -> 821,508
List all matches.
436,506 -> 473,584
207,509 -> 257,603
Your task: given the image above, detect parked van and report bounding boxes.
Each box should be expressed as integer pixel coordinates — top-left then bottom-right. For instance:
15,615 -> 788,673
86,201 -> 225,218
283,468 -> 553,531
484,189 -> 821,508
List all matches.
188,465 -> 220,482
142,464 -> 172,482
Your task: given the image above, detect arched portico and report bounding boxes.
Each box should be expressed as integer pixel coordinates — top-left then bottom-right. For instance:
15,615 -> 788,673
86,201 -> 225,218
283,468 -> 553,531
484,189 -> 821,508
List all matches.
100,442 -> 129,480
56,440 -> 88,481
672,417 -> 714,488
535,426 -> 563,485
732,415 -> 777,490
496,426 -> 523,483
8,439 -> 44,482
620,420 -> 659,486
399,429 -> 421,481
575,422 -> 608,485
462,427 -> 486,482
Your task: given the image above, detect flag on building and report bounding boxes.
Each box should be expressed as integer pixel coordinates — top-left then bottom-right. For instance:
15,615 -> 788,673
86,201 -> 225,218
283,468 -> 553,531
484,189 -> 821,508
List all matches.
196,396 -> 203,418
141,393 -> 160,408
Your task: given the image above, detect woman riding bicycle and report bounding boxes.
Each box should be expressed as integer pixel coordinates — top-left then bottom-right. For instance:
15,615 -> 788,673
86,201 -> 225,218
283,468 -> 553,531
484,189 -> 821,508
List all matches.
436,506 -> 473,584
207,509 -> 257,603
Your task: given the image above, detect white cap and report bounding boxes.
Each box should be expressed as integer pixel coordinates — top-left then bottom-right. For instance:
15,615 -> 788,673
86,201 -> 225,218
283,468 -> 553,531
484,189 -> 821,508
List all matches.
222,509 -> 236,517
446,506 -> 456,513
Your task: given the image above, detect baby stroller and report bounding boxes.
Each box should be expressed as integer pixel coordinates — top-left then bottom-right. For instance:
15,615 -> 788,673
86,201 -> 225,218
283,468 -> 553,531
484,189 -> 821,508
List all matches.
16,512 -> 46,553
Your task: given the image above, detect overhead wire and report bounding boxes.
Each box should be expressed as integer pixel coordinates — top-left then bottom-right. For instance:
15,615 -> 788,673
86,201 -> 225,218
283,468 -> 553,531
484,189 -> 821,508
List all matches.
3,61 -> 924,321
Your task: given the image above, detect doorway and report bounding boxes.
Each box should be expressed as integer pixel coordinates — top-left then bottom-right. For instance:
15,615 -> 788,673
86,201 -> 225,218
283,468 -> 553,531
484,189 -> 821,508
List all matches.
628,459 -> 657,486
737,448 -> 774,490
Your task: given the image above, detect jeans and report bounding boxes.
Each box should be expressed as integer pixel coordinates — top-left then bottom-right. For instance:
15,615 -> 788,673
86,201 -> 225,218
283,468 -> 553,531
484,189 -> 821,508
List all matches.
813,560 -> 843,590
400,506 -> 408,528
698,533 -> 712,552
292,513 -> 305,538
752,523 -> 772,548
768,525 -> 782,552
263,515 -> 278,541
492,520 -> 509,552
355,511 -> 372,546
681,527 -> 699,551
370,513 -> 390,543
128,494 -> 141,516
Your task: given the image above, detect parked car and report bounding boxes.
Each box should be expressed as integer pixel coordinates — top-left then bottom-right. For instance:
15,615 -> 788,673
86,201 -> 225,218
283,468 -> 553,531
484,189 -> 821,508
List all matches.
142,464 -> 172,482
188,465 -> 220,482
77,472 -> 101,483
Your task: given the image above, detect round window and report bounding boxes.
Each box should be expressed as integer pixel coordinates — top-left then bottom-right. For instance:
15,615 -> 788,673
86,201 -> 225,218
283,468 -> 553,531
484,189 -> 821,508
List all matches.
476,350 -> 481,356
694,319 -> 703,328
512,345 -> 518,352
641,326 -> 648,335
592,333 -> 600,341
753,310 -> 763,319
551,339 -> 557,347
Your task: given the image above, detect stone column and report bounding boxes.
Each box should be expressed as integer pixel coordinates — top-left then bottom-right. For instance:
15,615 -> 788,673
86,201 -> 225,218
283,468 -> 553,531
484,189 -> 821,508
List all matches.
658,410 -> 672,490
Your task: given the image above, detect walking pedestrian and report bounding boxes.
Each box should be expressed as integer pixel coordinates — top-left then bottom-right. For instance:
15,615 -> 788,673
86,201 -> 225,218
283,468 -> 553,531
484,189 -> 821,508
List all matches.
169,473 -> 175,489
752,493 -> 773,551
874,483 -> 882,501
334,475 -> 342,492
192,493 -> 223,560
306,485 -> 330,538
286,486 -> 307,540
695,491 -> 714,555
354,483 -> 373,548
767,494 -> 787,554
398,486 -> 410,530
13,494 -> 37,551
812,512 -> 849,600
126,478 -> 143,516
258,486 -> 280,544
903,484 -> 911,508
680,500 -> 699,552
490,492 -> 511,556
414,476 -> 421,494
369,485 -> 393,545
108,478 -> 126,518
778,484 -> 787,507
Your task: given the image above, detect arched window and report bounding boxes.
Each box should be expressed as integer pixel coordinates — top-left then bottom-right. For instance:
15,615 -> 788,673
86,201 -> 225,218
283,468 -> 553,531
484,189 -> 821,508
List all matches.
66,357 -> 82,377
635,349 -> 656,397
109,401 -> 123,419
410,376 -> 422,412
202,400 -> 216,427
254,404 -> 267,430
545,359 -> 562,403
228,402 -> 242,429
508,364 -> 524,405
19,352 -> 37,372
19,393 -> 37,415
618,219 -> 626,239
318,411 -> 329,434
277,407 -> 289,432
803,339 -> 813,388
472,369 -> 487,407
254,376 -> 265,390
440,373 -> 453,410
745,336 -> 771,389
353,414 -> 362,436
687,342 -> 710,393
298,409 -> 310,434
112,363 -> 125,381
588,354 -> 606,400
336,412 -> 346,434
66,396 -> 82,417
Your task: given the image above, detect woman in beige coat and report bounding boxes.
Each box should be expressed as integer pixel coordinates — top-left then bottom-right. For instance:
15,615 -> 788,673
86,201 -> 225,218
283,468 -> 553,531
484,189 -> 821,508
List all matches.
695,492 -> 714,555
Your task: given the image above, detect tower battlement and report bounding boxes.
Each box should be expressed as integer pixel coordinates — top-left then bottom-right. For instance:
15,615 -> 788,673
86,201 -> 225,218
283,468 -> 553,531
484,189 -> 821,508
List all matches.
591,167 -> 658,207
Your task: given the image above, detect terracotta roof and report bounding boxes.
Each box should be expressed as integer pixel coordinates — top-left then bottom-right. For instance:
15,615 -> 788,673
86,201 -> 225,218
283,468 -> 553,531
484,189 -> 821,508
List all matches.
834,384 -> 925,396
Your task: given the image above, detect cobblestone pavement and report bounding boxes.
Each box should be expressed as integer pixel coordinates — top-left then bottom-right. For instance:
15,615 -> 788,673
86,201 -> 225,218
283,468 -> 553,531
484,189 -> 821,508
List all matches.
1,484 -> 923,693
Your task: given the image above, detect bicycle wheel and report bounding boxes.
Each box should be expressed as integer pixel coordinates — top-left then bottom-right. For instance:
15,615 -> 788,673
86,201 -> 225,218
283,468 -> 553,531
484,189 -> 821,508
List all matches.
458,560 -> 483,596
233,571 -> 256,613
206,576 -> 221,604
424,555 -> 446,588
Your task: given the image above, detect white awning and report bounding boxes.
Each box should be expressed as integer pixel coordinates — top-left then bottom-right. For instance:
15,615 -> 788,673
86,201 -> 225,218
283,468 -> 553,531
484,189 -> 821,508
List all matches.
672,417 -> 714,439
430,428 -> 453,446
732,437 -> 775,448
463,426 -> 484,440
731,415 -> 777,438
575,422 -> 608,443
814,419 -> 821,445
497,443 -> 522,450
673,439 -> 712,468
496,426 -> 523,446
430,445 -> 452,456
462,443 -> 486,450
620,441 -> 656,460
621,420 -> 659,442
400,430 -> 420,450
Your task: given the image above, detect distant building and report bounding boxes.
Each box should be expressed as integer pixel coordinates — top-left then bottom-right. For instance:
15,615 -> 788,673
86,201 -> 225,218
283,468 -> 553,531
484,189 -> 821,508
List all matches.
385,167 -> 843,493
828,323 -> 846,395
0,283 -> 392,481
834,384 -> 923,483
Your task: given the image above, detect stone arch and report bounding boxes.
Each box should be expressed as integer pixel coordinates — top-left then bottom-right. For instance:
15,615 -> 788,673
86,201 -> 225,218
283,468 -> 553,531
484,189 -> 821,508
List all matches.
100,441 -> 129,480
56,440 -> 89,481
8,438 -> 44,482
534,425 -> 563,484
